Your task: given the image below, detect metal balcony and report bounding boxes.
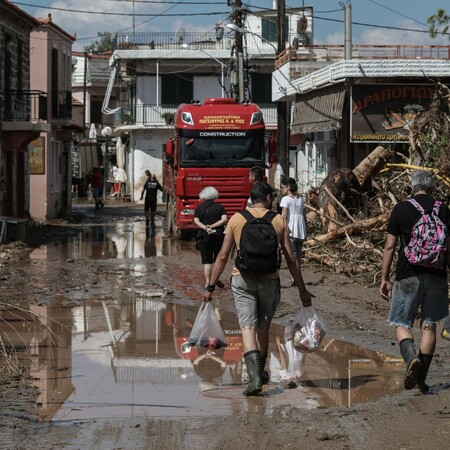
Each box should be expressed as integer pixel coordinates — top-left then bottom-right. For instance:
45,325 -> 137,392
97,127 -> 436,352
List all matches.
51,90 -> 72,119
1,90 -> 47,122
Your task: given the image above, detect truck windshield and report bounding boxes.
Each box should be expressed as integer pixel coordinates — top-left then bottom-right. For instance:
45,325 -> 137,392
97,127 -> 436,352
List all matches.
180,136 -> 264,167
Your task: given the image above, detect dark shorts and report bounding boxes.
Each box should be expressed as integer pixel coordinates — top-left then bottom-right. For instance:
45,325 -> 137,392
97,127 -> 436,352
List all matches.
144,198 -> 157,212
199,235 -> 224,264
388,273 -> 449,328
92,188 -> 102,199
231,275 -> 281,330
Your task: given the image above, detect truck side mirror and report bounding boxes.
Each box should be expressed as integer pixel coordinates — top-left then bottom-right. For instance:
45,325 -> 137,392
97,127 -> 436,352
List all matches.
268,138 -> 277,166
165,139 -> 174,166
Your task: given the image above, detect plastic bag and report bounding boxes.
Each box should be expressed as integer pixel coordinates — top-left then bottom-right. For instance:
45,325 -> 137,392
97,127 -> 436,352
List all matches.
189,302 -> 227,349
291,306 -> 326,353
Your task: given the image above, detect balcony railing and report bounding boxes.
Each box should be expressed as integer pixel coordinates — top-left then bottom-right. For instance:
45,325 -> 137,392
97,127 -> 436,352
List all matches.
122,104 -> 278,127
52,90 -> 72,119
113,32 -> 280,54
276,44 -> 450,68
113,32 -> 450,63
1,90 -> 47,122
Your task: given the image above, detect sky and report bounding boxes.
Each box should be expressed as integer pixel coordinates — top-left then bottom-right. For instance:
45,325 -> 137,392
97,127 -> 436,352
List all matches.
10,0 -> 450,52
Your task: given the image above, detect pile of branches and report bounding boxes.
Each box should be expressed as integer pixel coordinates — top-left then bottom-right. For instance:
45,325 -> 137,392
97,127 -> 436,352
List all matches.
302,81 -> 450,286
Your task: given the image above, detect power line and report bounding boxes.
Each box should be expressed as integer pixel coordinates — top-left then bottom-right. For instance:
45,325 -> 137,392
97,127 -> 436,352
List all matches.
367,0 -> 429,28
314,15 -> 433,35
12,2 -> 227,17
106,0 -> 224,3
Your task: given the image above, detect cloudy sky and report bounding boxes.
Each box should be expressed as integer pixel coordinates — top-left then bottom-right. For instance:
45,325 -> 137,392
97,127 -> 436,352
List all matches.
11,0 -> 449,51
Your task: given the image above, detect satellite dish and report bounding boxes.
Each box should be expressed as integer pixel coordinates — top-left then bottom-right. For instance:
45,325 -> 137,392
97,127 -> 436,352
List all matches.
175,27 -> 186,44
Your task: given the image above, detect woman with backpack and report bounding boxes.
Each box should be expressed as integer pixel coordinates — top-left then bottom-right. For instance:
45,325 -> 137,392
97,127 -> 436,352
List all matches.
193,186 -> 228,289
279,177 -> 307,286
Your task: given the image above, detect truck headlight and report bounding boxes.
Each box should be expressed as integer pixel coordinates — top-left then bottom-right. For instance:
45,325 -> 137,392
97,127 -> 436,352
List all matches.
181,112 -> 194,125
250,111 -> 262,125
180,209 -> 195,215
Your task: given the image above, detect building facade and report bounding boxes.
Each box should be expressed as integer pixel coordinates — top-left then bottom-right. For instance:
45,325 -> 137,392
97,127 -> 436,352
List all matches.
104,6 -> 312,200
274,46 -> 450,192
0,0 -> 44,241
29,14 -> 76,221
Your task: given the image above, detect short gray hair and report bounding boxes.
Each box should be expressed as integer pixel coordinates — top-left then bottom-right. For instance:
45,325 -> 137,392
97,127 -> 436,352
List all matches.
199,186 -> 219,201
411,170 -> 436,193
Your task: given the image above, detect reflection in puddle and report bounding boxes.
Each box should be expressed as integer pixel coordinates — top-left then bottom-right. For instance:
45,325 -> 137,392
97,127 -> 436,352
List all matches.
29,223 -> 184,260
0,293 -> 405,422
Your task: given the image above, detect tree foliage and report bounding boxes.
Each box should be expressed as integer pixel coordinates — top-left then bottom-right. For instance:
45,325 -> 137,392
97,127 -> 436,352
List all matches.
84,32 -> 114,54
408,81 -> 450,176
428,9 -> 450,39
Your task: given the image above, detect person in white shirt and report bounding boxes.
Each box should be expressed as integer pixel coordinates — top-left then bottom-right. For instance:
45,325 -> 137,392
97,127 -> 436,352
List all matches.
280,177 -> 307,286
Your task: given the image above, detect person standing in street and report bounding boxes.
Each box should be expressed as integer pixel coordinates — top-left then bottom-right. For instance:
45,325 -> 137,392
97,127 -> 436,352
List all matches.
380,170 -> 450,393
193,187 -> 227,289
202,182 -> 313,396
91,167 -> 104,210
280,177 -> 307,286
140,170 -> 163,228
247,166 -> 264,208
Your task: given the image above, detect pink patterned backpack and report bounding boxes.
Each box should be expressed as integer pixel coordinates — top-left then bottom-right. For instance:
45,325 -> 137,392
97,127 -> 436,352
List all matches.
404,198 -> 448,269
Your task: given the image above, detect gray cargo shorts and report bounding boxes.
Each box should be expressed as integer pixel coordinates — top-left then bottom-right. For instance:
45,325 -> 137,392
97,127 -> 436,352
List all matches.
231,274 -> 281,330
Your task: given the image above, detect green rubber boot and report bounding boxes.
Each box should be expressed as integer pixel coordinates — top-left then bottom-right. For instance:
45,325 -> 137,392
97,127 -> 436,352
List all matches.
417,352 -> 433,394
243,350 -> 263,396
399,338 -> 421,390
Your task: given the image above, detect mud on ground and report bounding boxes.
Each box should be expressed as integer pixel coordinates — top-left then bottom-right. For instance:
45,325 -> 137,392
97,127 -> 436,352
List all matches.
0,203 -> 449,450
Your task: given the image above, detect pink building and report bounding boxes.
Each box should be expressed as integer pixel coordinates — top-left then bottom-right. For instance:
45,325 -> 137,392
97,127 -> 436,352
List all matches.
1,2 -> 77,242
29,14 -> 77,221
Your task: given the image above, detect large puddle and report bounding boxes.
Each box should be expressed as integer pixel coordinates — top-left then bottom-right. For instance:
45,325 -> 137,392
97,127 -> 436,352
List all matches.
2,218 -> 405,421
1,294 -> 404,422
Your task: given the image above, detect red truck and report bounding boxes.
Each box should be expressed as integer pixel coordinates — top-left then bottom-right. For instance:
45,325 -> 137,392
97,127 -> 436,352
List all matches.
163,98 -> 276,237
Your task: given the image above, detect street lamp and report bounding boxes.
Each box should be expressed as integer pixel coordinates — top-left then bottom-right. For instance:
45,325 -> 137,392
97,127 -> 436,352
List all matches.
181,43 -> 226,97
101,126 -> 113,203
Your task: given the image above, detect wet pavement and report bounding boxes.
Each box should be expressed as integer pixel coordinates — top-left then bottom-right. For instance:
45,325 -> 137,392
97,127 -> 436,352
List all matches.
1,201 -> 407,423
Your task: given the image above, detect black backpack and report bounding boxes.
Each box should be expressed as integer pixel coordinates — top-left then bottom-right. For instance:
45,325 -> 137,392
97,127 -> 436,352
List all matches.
235,210 -> 279,274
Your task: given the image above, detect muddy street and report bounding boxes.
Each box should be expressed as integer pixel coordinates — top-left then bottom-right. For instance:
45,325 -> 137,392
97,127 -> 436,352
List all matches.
1,201 -> 450,449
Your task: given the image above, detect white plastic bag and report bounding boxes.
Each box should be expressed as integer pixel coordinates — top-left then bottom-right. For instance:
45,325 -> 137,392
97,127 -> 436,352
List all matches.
189,302 -> 227,349
291,306 -> 326,353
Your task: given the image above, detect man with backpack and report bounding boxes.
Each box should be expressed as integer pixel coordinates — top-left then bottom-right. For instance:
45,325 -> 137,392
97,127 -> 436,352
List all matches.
202,182 -> 313,396
380,170 -> 450,394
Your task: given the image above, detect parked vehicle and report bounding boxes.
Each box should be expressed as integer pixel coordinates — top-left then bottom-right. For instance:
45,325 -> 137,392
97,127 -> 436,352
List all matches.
163,98 -> 276,238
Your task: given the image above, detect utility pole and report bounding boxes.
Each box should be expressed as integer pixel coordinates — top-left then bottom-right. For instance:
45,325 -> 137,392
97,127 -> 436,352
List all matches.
344,2 -> 352,60
277,0 -> 289,177
233,0 -> 245,102
83,52 -> 88,133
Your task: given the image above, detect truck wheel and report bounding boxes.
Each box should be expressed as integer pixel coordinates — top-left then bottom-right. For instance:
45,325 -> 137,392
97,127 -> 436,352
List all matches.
179,230 -> 191,240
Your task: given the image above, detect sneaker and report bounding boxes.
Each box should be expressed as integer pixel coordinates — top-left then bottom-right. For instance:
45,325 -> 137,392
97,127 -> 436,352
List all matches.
216,280 -> 225,288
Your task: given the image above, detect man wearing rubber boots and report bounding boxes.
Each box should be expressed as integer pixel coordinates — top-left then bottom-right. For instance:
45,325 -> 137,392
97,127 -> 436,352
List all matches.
203,182 -> 313,396
380,170 -> 450,393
